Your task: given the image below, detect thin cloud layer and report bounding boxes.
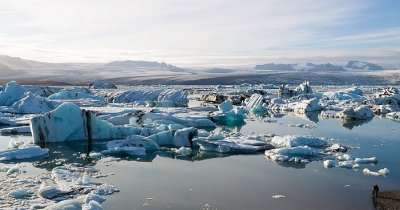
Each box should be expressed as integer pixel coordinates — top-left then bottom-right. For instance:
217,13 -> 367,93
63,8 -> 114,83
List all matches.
0,0 -> 399,66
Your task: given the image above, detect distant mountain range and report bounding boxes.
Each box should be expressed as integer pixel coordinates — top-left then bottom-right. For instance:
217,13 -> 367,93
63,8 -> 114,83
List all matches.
0,55 -> 186,79
254,61 -> 385,71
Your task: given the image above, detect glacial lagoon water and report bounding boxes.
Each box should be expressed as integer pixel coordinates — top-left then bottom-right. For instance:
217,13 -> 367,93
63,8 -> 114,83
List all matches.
1,114 -> 399,210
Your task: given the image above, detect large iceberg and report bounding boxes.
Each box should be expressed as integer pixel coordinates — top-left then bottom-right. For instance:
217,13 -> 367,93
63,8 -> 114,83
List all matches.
265,146 -> 319,162
0,81 -> 26,106
30,102 -> 141,144
110,89 -> 188,107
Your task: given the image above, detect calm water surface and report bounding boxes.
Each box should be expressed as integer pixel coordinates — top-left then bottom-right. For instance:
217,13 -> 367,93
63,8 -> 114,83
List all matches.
0,115 -> 399,210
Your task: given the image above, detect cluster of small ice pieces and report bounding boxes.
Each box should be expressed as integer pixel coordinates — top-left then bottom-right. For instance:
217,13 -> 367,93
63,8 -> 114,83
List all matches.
0,80 -> 397,209
0,163 -> 119,209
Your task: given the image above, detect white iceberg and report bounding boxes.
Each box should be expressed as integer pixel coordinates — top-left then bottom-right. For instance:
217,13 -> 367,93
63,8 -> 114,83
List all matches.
294,98 -> 322,113
30,102 -> 142,143
173,127 -> 197,147
354,157 -> 378,164
340,105 -> 374,120
363,168 -> 390,176
270,135 -> 328,148
386,112 -> 400,121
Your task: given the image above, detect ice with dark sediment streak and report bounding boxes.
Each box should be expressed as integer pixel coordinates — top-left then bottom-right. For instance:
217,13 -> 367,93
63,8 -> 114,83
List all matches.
30,102 -> 142,143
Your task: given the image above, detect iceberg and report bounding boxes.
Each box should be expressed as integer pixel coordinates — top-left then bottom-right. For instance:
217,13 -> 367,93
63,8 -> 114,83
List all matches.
0,81 -> 26,106
386,112 -> 400,121
294,98 -> 322,113
48,88 -> 104,101
30,102 -> 142,143
210,100 -> 246,125
270,135 -> 328,148
142,112 -> 216,129
11,92 -> 59,114
245,94 -> 267,113
340,105 -> 374,120
110,89 -> 188,107
363,168 -> 390,176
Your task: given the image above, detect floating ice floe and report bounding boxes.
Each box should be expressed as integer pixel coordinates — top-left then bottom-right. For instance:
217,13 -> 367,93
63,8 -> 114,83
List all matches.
109,89 -> 188,107
11,92 -> 60,114
0,144 -> 49,161
195,135 -> 273,154
0,81 -> 26,106
102,135 -> 160,156
49,88 -> 104,101
339,105 -> 374,120
30,102 -> 142,143
363,168 -> 390,176
210,100 -> 246,125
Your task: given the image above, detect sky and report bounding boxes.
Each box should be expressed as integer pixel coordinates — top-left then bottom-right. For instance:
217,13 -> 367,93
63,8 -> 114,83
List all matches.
0,0 -> 399,67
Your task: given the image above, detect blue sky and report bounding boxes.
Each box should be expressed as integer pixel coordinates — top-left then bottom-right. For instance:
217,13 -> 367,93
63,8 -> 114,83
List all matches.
0,0 -> 399,67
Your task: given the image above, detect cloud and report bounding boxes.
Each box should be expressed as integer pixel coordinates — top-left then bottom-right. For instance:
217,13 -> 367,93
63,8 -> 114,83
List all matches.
0,0 -> 398,66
